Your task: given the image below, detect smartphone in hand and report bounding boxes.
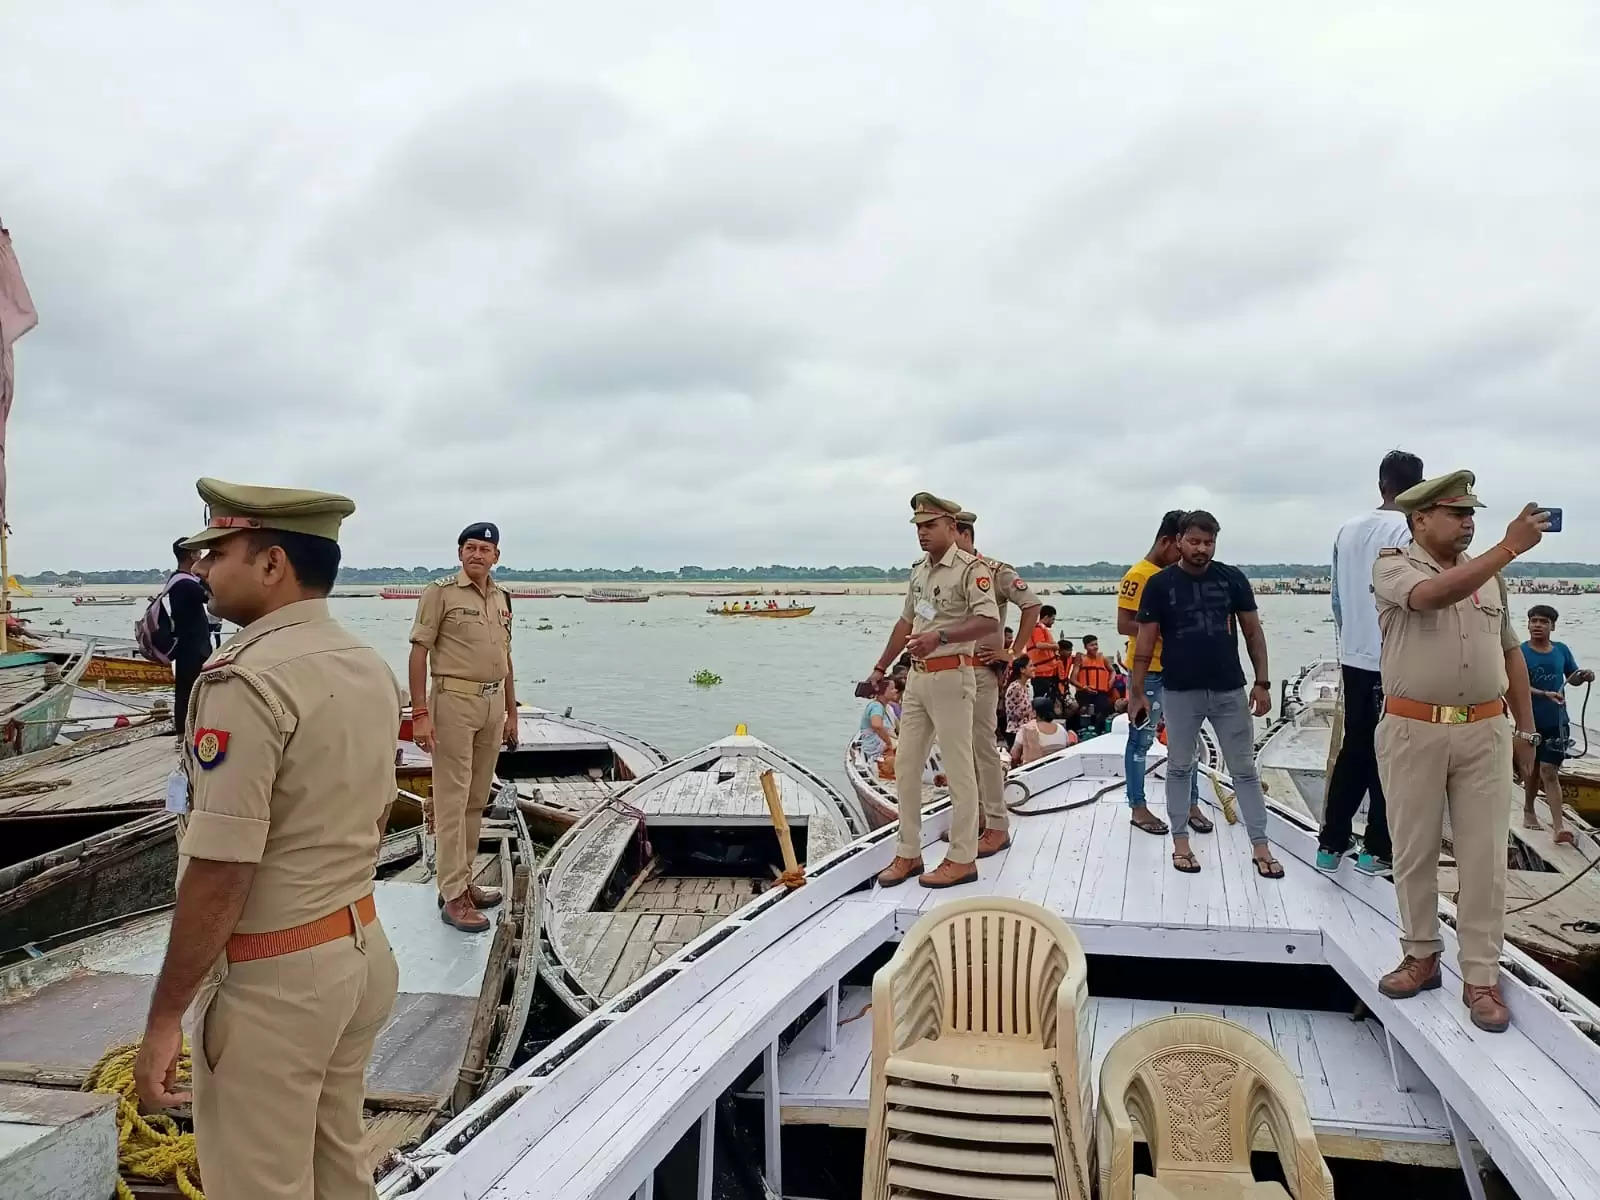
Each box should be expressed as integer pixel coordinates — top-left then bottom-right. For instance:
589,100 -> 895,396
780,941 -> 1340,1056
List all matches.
1538,507 -> 1564,533
853,680 -> 877,699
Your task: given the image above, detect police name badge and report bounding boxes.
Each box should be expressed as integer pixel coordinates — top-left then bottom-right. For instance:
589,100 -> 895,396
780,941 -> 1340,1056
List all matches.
165,769 -> 190,814
915,600 -> 936,620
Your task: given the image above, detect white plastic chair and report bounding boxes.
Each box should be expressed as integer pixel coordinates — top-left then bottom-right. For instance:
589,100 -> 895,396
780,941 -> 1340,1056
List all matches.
1097,1013 -> 1335,1199
861,897 -> 1093,1200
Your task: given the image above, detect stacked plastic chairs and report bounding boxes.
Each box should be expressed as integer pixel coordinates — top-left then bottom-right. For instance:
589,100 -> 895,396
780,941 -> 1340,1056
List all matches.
1097,1013 -> 1334,1199
861,898 -> 1094,1200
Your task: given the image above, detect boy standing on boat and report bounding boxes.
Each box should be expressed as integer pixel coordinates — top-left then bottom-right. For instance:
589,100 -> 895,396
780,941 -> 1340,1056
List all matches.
408,523 -> 519,933
133,479 -> 401,1200
864,493 -> 999,888
1519,604 -> 1592,846
1371,471 -> 1547,1033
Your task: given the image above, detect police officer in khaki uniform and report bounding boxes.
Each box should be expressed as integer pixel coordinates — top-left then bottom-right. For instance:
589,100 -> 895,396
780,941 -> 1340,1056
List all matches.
953,509 -> 1041,851
865,493 -> 1000,888
408,523 -> 518,933
133,478 -> 402,1199
1372,471 -> 1548,1033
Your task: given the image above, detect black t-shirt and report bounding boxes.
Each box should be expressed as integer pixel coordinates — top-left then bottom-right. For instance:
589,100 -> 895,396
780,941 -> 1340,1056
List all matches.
168,575 -> 214,665
1135,561 -> 1258,692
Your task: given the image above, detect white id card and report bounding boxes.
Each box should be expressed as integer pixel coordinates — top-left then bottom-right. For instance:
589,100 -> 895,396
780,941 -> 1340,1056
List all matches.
915,600 -> 936,620
164,769 -> 190,814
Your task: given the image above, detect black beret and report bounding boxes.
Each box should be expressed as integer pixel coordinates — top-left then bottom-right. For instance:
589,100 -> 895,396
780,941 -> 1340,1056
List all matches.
458,522 -> 500,547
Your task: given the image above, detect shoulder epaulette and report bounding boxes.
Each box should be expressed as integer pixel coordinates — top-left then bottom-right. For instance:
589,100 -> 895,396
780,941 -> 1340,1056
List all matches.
1378,547 -> 1403,557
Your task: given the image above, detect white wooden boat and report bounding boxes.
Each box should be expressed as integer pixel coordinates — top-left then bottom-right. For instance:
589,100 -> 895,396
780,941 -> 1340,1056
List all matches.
1256,658 -> 1340,822
844,732 -> 942,829
584,587 -> 648,604
376,719 -> 1600,1200
0,802 -> 537,1188
536,730 -> 869,1014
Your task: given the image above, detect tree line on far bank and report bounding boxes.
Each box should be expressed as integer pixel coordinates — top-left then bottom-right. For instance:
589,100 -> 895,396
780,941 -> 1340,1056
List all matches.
19,561 -> 1600,586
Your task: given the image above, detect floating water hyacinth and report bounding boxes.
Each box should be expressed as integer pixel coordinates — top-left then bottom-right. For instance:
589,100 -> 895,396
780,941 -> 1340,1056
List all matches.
692,669 -> 723,687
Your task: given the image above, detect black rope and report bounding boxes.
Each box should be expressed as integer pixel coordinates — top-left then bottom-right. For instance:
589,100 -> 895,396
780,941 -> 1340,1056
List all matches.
1506,845 -> 1600,914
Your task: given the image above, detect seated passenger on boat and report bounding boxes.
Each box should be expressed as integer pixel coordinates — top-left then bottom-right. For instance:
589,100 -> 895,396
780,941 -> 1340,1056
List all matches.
859,677 -> 899,779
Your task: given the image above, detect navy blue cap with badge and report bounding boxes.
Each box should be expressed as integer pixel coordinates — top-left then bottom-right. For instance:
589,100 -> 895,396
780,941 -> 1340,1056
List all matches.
459,523 -> 500,547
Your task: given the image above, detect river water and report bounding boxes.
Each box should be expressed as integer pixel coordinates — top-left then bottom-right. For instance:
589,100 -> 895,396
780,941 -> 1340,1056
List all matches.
36,590 -> 1600,796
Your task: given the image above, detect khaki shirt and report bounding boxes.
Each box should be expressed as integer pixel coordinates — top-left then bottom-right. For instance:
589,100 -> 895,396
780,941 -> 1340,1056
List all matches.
977,554 -> 1038,655
178,599 -> 402,933
409,571 -> 512,683
900,544 -> 1001,656
1373,543 -> 1518,705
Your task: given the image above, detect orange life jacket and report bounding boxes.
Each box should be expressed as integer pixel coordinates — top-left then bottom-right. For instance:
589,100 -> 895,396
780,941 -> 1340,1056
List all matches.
1075,654 -> 1112,693
1027,626 -> 1061,676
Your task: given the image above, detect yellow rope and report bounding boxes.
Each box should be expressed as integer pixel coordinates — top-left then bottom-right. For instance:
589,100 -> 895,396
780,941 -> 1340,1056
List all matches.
82,1040 -> 205,1200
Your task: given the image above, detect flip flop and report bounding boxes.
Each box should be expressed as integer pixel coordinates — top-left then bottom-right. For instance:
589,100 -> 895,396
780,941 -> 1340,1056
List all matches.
1554,830 -> 1576,846
1253,856 -> 1285,879
1131,813 -> 1169,836
1187,810 -> 1214,834
1172,851 -> 1201,874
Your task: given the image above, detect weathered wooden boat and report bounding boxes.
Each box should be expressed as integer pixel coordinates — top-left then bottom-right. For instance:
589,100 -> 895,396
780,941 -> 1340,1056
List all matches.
844,731 -> 941,828
1255,658 -> 1338,822
6,622 -> 175,691
707,604 -> 815,618
395,704 -> 666,841
1258,658 -> 1600,988
69,595 -> 138,607
0,798 -> 535,1195
374,721 -> 1600,1200
536,730 -> 869,1014
584,587 -> 648,603
0,643 -> 92,759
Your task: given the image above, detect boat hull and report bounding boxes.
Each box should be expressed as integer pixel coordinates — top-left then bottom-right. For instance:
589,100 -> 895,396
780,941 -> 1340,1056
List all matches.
79,654 -> 172,687
709,606 -> 815,618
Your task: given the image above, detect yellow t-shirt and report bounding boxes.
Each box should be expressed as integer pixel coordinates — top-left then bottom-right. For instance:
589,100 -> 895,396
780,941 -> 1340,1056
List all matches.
1118,558 -> 1164,673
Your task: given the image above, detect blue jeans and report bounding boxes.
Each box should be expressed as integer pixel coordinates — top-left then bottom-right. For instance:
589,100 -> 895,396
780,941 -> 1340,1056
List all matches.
1125,672 -> 1200,808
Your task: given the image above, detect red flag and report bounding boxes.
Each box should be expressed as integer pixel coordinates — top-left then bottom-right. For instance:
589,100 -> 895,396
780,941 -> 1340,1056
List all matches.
0,221 -> 40,525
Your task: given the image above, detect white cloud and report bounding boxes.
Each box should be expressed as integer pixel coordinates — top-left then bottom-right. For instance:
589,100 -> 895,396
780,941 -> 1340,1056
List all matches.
3,0 -> 1597,571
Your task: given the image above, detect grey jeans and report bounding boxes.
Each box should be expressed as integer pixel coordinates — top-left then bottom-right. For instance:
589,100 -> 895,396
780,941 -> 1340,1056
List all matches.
1162,687 -> 1270,845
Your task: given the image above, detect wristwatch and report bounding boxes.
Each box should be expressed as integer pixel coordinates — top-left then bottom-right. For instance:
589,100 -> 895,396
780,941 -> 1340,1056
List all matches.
1514,729 -> 1543,747
938,629 -> 950,645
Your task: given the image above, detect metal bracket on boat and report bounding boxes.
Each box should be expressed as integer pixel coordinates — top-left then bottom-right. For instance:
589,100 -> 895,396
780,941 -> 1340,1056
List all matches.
386,1149 -> 454,1186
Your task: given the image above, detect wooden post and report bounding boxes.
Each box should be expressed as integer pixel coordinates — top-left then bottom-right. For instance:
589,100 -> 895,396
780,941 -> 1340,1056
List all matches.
697,1106 -> 715,1200
760,768 -> 803,884
762,1038 -> 782,1197
1,523 -> 9,653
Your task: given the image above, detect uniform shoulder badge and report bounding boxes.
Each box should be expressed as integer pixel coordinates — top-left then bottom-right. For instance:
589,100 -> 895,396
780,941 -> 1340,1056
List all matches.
200,642 -> 244,672
976,575 -> 992,592
1014,578 -> 1029,591
1378,547 -> 1403,557
193,728 -> 231,769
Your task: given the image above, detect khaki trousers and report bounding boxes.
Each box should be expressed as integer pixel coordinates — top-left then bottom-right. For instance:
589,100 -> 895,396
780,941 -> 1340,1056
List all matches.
193,916 -> 399,1199
895,665 -> 979,862
971,664 -> 1009,833
431,685 -> 502,902
1376,715 -> 1511,986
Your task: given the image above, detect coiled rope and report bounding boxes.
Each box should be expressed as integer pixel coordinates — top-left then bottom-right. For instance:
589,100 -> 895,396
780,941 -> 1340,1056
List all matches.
82,1040 -> 205,1200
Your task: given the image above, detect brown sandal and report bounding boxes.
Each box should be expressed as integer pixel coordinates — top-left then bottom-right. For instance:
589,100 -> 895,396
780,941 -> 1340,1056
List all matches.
1253,855 -> 1285,879
1172,851 -> 1201,874
1187,810 -> 1214,834
1131,812 -> 1169,836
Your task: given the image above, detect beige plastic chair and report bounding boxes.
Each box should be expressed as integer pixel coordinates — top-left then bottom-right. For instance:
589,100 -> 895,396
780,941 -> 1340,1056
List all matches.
1096,1013 -> 1335,1200
861,897 -> 1093,1200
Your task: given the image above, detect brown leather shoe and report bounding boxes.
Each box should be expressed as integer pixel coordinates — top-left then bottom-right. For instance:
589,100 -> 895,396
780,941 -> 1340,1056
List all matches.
440,895 -> 491,932
876,856 -> 925,887
920,858 -> 979,889
975,828 -> 1012,859
1464,983 -> 1510,1033
468,884 -> 503,909
1378,953 -> 1442,999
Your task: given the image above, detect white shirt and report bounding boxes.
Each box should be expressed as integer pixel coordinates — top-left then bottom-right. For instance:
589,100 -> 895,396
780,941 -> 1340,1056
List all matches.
1331,508 -> 1411,672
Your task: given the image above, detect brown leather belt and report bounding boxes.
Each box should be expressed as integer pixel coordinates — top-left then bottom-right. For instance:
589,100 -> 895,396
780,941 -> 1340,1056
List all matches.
227,893 -> 377,963
912,653 -> 978,673
1384,697 -> 1506,725
435,676 -> 503,697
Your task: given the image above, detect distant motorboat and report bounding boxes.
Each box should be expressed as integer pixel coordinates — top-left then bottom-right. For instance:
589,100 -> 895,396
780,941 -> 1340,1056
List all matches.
585,587 -> 648,604
70,595 -> 138,607
708,604 -> 815,619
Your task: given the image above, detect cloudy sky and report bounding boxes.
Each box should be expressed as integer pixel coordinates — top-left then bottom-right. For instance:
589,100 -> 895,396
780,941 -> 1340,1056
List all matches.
4,2 -> 1597,571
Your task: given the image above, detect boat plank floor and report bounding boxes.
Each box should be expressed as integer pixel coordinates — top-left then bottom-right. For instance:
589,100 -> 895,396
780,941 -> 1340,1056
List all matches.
0,731 -> 175,818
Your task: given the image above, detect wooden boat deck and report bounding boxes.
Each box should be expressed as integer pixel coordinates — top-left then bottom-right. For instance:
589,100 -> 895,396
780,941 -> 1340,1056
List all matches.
390,732 -> 1600,1200
539,735 -> 864,1010
0,726 -> 174,821
766,985 -> 1453,1162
